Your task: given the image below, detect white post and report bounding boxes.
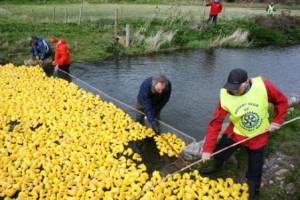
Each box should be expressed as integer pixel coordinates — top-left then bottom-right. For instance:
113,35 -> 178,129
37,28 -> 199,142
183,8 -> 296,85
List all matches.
78,2 -> 83,25
64,8 -> 68,24
114,8 -> 119,40
202,1 -> 206,23
125,24 -> 130,48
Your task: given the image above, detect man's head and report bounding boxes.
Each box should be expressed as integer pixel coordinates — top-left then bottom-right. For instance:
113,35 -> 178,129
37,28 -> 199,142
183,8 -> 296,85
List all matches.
152,75 -> 169,94
30,36 -> 38,46
214,0 -> 219,2
50,36 -> 58,45
224,68 -> 249,96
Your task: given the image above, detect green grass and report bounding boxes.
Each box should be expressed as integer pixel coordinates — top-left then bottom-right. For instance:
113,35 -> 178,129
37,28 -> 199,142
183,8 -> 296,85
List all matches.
0,22 -> 115,64
1,3 -> 300,65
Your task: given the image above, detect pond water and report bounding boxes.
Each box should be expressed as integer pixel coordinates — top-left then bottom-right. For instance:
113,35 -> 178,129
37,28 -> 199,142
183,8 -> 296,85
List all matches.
71,45 -> 300,141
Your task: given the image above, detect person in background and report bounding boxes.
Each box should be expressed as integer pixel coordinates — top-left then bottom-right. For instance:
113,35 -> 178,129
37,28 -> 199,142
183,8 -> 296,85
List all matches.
50,36 -> 71,74
136,75 -> 172,134
200,68 -> 288,200
25,36 -> 53,67
206,0 -> 223,25
266,2 -> 276,16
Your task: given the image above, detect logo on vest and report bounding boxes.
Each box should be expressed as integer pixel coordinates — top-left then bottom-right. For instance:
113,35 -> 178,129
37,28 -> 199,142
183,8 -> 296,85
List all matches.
240,111 -> 262,131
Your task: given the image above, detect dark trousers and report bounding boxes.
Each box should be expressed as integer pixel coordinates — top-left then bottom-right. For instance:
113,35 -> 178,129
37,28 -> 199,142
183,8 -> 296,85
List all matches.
58,64 -> 70,73
214,135 -> 264,183
55,64 -> 71,82
207,15 -> 218,24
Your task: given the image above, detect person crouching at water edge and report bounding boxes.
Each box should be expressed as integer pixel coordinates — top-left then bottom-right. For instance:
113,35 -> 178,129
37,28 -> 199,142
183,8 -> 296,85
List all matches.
24,36 -> 53,67
136,75 -> 172,134
50,37 -> 71,74
50,37 -> 71,82
199,68 -> 288,200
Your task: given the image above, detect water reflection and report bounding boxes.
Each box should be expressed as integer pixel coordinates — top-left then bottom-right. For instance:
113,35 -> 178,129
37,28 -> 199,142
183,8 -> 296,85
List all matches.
202,49 -> 216,76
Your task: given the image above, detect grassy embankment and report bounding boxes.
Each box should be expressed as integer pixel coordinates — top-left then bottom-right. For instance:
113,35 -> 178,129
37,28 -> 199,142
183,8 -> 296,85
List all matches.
1,3 -> 300,64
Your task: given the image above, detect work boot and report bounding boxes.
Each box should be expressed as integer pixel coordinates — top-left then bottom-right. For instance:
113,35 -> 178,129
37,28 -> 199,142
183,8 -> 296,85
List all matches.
248,180 -> 260,200
200,159 -> 223,175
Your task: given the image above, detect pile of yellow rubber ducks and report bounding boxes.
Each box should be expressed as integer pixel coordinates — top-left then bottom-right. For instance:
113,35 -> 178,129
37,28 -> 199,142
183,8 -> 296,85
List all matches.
142,170 -> 249,200
154,133 -> 186,157
0,64 -> 248,199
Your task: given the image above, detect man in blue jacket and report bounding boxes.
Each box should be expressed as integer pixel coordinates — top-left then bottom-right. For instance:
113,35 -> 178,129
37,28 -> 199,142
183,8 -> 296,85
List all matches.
25,36 -> 53,68
136,75 -> 172,133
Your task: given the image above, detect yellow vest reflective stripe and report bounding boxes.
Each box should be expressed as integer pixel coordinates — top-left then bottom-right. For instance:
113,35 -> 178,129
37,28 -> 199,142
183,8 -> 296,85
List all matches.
220,77 -> 270,137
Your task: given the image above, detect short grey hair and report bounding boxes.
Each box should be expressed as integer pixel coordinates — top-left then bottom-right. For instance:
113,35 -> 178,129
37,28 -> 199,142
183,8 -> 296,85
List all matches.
152,75 -> 169,91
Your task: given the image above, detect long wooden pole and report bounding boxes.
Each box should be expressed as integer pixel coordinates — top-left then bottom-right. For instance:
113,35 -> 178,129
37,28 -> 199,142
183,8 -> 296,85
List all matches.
171,116 -> 300,174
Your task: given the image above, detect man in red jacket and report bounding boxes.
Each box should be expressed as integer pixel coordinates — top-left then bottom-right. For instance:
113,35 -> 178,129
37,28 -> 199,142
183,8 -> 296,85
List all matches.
50,37 -> 71,74
206,0 -> 223,24
200,68 -> 288,200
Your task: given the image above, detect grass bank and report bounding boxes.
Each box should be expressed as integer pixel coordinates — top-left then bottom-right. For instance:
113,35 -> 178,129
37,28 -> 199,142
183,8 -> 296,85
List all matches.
1,3 -> 300,65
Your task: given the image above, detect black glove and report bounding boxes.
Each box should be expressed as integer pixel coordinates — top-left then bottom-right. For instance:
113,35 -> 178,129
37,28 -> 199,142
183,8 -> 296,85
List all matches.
150,121 -> 161,134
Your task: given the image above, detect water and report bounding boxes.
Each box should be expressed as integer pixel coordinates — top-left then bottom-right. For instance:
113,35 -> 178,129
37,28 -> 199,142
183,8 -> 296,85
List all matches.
71,46 -> 300,141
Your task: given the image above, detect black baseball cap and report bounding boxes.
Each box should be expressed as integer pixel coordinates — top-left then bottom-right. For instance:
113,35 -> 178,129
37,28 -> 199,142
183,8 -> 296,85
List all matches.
224,68 -> 248,91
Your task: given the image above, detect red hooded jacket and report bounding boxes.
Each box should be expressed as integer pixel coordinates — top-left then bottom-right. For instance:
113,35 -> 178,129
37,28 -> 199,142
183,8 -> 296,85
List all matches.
53,38 -> 71,66
206,2 -> 223,16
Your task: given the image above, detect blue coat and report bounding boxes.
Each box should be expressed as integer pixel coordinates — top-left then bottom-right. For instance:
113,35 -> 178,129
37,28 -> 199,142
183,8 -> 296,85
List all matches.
137,77 -> 172,123
31,37 -> 52,60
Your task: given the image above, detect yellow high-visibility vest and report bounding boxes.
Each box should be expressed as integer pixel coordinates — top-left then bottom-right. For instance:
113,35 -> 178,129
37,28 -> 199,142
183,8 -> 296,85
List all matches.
220,77 -> 270,137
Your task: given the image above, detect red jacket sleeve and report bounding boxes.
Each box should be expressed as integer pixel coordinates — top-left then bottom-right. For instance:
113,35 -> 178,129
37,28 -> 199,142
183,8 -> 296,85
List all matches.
264,80 -> 288,125
202,102 -> 228,153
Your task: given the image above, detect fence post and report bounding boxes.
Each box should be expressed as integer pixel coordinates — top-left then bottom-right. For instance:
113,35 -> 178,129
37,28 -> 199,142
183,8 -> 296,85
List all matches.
202,1 -> 206,23
64,8 -> 68,24
120,6 -> 123,19
31,8 -> 34,22
78,2 -> 83,25
125,24 -> 130,48
114,8 -> 119,40
53,7 -> 56,23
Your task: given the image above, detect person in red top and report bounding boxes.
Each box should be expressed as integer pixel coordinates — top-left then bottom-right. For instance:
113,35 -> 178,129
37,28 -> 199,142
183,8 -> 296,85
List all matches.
206,0 -> 223,24
200,68 -> 288,200
50,37 -> 71,74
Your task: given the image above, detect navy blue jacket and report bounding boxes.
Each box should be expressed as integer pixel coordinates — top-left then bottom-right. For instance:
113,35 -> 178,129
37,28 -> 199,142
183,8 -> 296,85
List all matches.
137,77 -> 172,123
31,37 -> 52,60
